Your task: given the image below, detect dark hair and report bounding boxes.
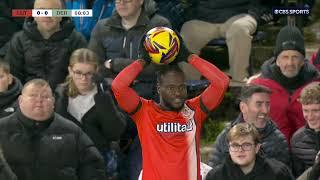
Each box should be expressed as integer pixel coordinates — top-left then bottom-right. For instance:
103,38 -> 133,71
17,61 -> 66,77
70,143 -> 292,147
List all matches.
156,64 -> 184,84
239,84 -> 272,102
0,60 -> 10,74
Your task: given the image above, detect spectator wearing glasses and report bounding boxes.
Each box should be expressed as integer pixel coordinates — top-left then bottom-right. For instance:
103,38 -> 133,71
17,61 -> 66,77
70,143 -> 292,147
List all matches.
249,25 -> 320,143
206,123 -> 294,180
0,78 -> 105,180
208,84 -> 290,168
54,48 -> 126,178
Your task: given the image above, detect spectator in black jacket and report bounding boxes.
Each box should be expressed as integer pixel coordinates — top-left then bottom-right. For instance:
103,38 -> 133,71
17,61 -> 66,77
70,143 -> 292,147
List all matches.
4,0 -> 87,89
291,82 -> 320,177
208,84 -> 290,168
0,78 -> 105,180
206,123 -> 294,180
0,60 -> 22,118
180,0 -> 272,82
54,48 -> 126,178
0,147 -> 16,180
0,0 -> 34,57
297,151 -> 320,180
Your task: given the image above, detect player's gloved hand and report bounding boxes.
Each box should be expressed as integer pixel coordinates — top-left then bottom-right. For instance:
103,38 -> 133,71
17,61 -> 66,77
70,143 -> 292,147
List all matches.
172,31 -> 192,64
138,34 -> 152,65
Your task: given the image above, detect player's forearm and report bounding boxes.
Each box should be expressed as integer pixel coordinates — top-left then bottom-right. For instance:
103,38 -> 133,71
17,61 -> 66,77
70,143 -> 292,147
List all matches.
188,55 -> 229,110
111,60 -> 144,113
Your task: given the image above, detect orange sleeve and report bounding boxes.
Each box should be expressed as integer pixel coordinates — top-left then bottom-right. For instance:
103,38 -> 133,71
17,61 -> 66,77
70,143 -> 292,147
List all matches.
189,55 -> 229,112
111,60 -> 143,114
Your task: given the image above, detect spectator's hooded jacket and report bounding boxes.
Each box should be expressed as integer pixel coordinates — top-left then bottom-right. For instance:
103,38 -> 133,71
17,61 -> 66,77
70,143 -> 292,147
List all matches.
5,17 -> 87,89
251,57 -> 319,142
0,76 -> 22,118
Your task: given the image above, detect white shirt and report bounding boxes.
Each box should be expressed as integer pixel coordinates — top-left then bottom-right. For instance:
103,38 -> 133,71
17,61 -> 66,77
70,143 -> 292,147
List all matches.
68,86 -> 97,122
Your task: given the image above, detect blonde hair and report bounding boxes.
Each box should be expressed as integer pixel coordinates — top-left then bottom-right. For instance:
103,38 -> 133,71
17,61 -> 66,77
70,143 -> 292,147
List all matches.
65,48 -> 98,97
299,82 -> 320,105
227,123 -> 260,144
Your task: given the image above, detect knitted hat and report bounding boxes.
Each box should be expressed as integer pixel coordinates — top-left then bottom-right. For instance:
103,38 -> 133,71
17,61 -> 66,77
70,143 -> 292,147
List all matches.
274,25 -> 305,57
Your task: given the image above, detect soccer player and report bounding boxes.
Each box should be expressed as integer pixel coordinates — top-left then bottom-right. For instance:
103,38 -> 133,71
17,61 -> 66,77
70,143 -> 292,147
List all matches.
111,38 -> 229,179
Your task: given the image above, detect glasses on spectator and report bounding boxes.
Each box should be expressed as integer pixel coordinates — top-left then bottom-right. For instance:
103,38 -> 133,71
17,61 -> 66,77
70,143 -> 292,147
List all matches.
229,142 -> 255,152
115,0 -> 133,3
71,69 -> 94,79
23,93 -> 53,101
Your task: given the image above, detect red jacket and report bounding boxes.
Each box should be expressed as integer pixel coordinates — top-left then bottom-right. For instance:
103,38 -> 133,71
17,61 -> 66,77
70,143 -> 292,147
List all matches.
310,49 -> 320,71
250,58 -> 320,143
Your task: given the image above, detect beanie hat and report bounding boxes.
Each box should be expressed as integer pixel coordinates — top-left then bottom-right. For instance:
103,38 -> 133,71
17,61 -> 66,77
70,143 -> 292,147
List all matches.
274,25 -> 305,57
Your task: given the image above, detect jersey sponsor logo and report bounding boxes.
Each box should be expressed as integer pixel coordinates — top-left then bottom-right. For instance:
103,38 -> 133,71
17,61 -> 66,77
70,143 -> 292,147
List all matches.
156,104 -> 196,133
156,120 -> 193,133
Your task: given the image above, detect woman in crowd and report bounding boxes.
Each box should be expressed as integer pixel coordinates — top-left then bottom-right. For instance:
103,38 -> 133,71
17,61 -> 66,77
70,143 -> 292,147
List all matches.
54,48 -> 126,178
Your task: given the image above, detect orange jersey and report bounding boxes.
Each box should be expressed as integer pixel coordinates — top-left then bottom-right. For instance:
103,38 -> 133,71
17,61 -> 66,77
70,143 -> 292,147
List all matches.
112,55 -> 229,180
131,97 -> 206,180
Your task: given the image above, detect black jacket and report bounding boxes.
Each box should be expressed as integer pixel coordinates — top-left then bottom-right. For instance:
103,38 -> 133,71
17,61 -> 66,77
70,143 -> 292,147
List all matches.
88,9 -> 170,81
208,114 -> 290,167
206,155 -> 294,180
54,82 -> 126,152
5,17 -> 87,89
291,126 -> 320,177
0,109 -> 106,180
0,76 -> 22,118
0,148 -> 17,180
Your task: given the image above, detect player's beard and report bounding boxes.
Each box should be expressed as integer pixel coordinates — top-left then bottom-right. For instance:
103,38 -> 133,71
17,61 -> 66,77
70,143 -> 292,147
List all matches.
162,97 -> 185,112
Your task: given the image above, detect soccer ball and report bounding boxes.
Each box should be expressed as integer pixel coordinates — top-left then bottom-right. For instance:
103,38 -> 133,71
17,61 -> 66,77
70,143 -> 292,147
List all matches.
143,27 -> 180,65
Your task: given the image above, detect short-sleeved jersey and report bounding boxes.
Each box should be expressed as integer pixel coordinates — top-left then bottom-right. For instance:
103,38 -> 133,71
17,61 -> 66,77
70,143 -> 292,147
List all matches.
131,97 -> 207,180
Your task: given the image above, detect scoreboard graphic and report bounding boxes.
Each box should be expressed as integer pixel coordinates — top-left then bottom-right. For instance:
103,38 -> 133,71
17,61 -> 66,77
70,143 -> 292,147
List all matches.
12,9 -> 93,17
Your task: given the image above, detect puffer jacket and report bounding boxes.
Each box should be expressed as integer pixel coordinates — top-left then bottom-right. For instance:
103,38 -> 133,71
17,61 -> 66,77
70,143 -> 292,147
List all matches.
206,155 -> 294,180
54,82 -> 126,152
5,17 -> 87,89
0,76 -> 22,118
88,8 -> 170,81
208,114 -> 290,168
291,126 -> 320,177
0,147 -> 17,180
250,57 -> 320,142
0,109 -> 106,180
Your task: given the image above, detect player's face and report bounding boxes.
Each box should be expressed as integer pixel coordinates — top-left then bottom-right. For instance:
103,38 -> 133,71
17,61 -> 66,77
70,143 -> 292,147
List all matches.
115,0 -> 143,19
0,69 -> 12,93
276,50 -> 304,78
302,103 -> 320,132
34,0 -> 62,33
229,136 -> 260,168
240,93 -> 270,129
158,71 -> 187,111
68,62 -> 96,94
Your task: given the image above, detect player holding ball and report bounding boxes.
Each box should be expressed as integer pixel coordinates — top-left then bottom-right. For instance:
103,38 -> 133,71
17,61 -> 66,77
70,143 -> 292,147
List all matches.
112,27 -> 229,180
